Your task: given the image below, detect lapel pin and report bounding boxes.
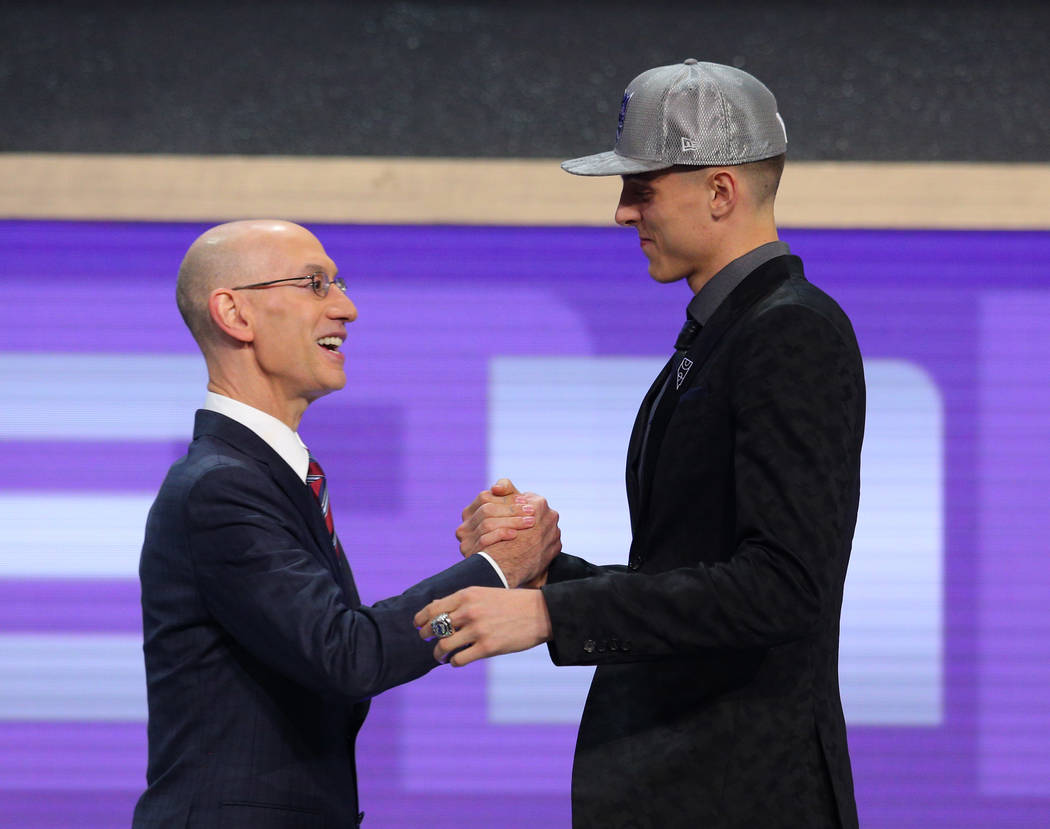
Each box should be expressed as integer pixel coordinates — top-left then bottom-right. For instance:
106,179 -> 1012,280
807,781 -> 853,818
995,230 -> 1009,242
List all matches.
676,357 -> 694,390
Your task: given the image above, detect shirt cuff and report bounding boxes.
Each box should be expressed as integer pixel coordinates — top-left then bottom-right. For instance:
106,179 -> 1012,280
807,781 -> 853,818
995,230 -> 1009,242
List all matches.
476,551 -> 509,588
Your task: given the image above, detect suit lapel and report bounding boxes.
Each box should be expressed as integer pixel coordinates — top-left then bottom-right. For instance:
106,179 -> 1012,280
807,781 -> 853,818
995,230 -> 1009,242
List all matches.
625,356 -> 674,534
265,455 -> 363,607
193,410 -> 360,605
678,256 -> 803,395
634,256 -> 803,521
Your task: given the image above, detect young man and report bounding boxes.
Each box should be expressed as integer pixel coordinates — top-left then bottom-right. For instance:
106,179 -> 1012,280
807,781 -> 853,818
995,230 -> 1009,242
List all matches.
134,220 -> 560,827
417,61 -> 864,828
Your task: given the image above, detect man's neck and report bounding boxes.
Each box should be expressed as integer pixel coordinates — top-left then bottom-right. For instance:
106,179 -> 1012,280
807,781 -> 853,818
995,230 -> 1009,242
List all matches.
203,391 -> 311,482
205,377 -> 307,431
687,226 -> 779,295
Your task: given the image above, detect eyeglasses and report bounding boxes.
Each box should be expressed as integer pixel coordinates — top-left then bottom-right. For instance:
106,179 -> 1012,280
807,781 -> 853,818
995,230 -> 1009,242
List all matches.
233,271 -> 347,299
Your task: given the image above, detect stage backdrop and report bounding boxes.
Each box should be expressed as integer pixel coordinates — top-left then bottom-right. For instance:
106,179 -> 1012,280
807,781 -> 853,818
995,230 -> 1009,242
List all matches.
0,220 -> 1048,827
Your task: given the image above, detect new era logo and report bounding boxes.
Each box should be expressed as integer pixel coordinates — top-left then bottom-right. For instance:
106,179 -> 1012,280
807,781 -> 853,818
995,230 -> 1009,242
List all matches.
680,137 -> 702,154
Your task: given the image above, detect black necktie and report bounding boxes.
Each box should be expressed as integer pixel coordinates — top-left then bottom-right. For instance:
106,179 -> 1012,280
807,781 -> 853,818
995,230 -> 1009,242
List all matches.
638,317 -> 702,485
674,318 -> 702,352
655,317 -> 701,422
671,317 -> 701,392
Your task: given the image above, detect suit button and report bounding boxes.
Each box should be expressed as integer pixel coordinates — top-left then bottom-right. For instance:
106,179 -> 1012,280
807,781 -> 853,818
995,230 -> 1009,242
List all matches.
628,558 -> 640,571
597,641 -> 607,653
622,640 -> 633,652
583,639 -> 596,653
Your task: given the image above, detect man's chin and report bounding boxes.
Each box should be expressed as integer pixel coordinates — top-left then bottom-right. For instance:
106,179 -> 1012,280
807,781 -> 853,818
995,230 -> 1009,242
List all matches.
307,372 -> 348,400
647,266 -> 687,285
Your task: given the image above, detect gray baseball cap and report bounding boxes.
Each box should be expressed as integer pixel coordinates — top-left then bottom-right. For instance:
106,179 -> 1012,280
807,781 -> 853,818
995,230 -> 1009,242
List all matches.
562,59 -> 787,176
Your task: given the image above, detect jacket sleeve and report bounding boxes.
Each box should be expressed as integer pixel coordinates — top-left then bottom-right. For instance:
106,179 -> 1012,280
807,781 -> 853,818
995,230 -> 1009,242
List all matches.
185,462 -> 502,699
543,301 -> 865,666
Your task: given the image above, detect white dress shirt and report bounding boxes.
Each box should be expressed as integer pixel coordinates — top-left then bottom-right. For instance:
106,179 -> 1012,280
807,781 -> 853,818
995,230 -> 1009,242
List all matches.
202,392 -> 508,586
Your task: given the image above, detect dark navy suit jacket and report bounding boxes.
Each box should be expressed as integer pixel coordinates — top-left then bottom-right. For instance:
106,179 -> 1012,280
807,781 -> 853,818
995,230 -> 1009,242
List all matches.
542,256 -> 864,829
134,410 -> 500,828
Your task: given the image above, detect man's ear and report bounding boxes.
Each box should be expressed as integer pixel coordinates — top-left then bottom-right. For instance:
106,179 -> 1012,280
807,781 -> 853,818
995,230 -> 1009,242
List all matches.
708,168 -> 739,220
208,288 -> 254,343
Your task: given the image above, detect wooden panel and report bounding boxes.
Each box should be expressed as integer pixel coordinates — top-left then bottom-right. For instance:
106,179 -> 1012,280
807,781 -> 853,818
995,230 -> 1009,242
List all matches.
1,153 -> 1048,229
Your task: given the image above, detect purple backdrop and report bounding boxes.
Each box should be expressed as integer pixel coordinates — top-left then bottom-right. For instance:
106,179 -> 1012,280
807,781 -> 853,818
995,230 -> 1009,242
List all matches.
0,220 -> 1048,827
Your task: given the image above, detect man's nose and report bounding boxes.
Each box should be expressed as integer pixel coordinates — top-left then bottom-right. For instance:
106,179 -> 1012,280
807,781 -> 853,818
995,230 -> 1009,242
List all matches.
614,192 -> 639,226
329,288 -> 358,322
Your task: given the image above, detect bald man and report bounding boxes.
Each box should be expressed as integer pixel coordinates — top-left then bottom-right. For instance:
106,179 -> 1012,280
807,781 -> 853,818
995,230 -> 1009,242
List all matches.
133,221 -> 560,828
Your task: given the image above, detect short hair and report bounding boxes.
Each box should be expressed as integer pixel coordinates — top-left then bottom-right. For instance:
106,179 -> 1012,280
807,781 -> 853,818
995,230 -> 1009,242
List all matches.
671,154 -> 785,206
174,230 -> 247,348
176,268 -> 204,346
744,153 -> 786,205
175,250 -> 217,347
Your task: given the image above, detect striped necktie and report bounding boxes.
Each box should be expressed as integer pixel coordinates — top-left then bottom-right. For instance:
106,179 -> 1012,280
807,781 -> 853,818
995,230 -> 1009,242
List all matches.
306,454 -> 344,558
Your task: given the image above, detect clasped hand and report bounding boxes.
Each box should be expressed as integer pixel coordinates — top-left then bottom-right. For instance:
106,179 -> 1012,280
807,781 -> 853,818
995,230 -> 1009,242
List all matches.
414,478 -> 559,666
456,478 -> 560,588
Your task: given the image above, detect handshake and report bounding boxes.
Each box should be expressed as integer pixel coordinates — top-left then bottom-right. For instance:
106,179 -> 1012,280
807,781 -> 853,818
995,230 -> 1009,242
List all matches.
456,477 -> 562,588
413,478 -> 562,666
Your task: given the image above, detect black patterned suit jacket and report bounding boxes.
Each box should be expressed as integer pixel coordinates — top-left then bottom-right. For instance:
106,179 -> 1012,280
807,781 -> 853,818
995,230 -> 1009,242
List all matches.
133,410 -> 501,828
541,255 -> 864,829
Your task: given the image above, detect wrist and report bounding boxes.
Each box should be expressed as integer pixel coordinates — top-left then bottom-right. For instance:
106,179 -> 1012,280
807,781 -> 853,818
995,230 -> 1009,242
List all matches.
476,551 -> 510,588
531,588 -> 553,642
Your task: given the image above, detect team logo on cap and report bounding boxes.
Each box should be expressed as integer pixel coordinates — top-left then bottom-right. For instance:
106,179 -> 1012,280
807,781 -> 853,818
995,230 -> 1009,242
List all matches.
616,91 -> 634,144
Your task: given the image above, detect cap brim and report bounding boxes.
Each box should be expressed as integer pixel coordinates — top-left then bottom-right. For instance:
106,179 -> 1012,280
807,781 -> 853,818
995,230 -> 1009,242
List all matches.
560,150 -> 672,177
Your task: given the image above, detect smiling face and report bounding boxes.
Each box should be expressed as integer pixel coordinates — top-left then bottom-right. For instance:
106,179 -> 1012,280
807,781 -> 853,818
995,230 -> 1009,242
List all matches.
234,223 -> 358,411
614,167 -> 721,292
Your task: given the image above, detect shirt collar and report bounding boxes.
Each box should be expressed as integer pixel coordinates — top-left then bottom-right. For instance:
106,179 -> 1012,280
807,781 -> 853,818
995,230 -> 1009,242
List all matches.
203,392 -> 311,483
687,240 -> 791,325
